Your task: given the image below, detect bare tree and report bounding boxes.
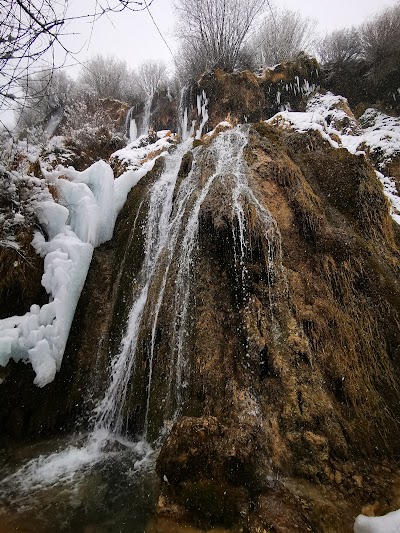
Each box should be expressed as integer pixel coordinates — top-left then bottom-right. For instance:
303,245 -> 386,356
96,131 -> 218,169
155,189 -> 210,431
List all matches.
79,55 -> 138,102
360,2 -> 400,79
318,28 -> 362,66
174,0 -> 266,76
175,43 -> 209,84
0,0 -> 155,111
252,8 -> 316,67
137,59 -> 167,98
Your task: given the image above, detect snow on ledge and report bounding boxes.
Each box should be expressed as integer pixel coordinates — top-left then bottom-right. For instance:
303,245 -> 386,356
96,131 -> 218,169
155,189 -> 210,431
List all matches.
0,133 -> 170,387
266,93 -> 400,225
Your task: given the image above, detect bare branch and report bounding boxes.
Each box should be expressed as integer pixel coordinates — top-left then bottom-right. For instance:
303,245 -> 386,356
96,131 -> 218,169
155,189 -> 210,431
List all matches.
174,0 -> 266,80
0,0 -> 156,110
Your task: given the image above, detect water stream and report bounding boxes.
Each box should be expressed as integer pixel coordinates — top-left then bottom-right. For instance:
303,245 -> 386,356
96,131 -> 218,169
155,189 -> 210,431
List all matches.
140,95 -> 153,136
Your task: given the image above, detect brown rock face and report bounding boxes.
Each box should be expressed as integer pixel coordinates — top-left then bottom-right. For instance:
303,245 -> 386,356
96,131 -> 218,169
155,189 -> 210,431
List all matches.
157,415 -> 268,491
182,55 -> 321,131
150,91 -> 178,133
154,124 -> 400,530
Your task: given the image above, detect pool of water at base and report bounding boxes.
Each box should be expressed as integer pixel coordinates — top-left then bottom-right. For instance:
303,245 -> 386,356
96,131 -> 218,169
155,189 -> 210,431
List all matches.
0,433 -> 160,533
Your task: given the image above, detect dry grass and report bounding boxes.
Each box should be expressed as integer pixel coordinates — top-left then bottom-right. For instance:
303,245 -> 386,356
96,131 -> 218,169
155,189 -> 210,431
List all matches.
47,183 -> 60,203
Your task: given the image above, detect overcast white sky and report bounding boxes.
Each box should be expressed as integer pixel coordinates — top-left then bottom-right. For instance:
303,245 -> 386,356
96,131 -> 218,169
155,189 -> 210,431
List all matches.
69,0 -> 399,76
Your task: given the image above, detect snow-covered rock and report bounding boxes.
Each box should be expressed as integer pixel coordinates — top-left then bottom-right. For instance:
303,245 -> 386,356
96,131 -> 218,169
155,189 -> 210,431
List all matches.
267,92 -> 400,224
0,132 -> 172,386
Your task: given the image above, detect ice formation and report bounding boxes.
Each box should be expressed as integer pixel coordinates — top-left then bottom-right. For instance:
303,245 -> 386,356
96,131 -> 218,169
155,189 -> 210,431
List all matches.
195,91 -> 209,139
0,133 -> 173,387
354,509 -> 400,533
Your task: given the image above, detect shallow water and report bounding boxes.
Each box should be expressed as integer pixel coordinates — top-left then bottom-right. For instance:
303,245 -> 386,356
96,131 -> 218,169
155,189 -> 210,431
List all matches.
0,434 -> 159,532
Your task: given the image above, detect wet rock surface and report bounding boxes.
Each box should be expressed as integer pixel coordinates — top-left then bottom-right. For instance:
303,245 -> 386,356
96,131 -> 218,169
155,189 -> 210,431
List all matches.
154,124 -> 400,530
1,84 -> 400,531
182,55 -> 321,132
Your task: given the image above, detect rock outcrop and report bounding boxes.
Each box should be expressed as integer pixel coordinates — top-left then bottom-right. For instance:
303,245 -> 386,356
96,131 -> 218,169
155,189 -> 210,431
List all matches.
182,55 -> 320,133
1,65 -> 400,532
152,123 -> 400,531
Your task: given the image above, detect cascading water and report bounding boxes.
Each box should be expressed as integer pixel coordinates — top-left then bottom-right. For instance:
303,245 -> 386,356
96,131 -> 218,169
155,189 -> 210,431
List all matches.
167,128 -> 253,416
0,140 -> 193,533
93,140 -> 192,440
231,156 -> 284,310
0,125 -> 285,532
139,126 -> 284,427
140,94 -> 153,136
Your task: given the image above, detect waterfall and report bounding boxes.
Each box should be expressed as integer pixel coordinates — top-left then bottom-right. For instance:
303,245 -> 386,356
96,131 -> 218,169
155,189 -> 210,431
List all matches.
0,126 -> 285,500
178,85 -> 195,141
231,156 -> 285,312
130,118 -> 138,141
92,140 -> 192,440
141,94 -> 153,136
94,126 -> 282,439
125,106 -> 137,141
167,128 -> 251,416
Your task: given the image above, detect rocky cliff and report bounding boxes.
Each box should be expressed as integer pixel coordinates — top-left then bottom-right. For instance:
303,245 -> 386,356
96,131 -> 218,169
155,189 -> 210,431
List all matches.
1,59 -> 400,532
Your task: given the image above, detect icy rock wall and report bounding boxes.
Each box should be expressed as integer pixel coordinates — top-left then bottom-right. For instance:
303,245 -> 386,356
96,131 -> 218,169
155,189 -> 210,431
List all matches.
0,135 -> 170,387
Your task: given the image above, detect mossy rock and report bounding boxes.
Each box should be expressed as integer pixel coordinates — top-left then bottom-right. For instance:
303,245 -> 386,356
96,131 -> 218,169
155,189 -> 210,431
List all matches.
192,139 -> 203,148
178,480 -> 248,529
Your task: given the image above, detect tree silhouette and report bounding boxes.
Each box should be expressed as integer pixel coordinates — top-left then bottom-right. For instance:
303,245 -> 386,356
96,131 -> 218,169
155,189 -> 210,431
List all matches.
0,0 -> 154,110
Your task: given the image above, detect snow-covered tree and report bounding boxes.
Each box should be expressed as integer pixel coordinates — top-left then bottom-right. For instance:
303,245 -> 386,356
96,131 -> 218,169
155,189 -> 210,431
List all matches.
16,70 -> 74,131
137,60 -> 168,98
252,8 -> 316,67
175,43 -> 209,84
78,55 -> 137,102
174,0 -> 265,77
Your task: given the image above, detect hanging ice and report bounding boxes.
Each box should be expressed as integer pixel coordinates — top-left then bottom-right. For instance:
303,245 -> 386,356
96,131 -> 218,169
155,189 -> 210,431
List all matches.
0,134 -> 171,387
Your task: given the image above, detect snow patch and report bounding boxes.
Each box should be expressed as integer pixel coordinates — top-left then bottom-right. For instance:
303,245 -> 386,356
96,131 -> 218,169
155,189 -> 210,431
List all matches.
111,131 -> 173,172
267,92 -> 400,225
354,509 -> 400,532
376,171 -> 400,225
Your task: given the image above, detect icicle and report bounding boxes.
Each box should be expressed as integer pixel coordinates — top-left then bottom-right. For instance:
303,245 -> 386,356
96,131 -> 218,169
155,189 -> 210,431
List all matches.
195,91 -> 209,140
124,106 -> 134,137
181,108 -> 190,141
